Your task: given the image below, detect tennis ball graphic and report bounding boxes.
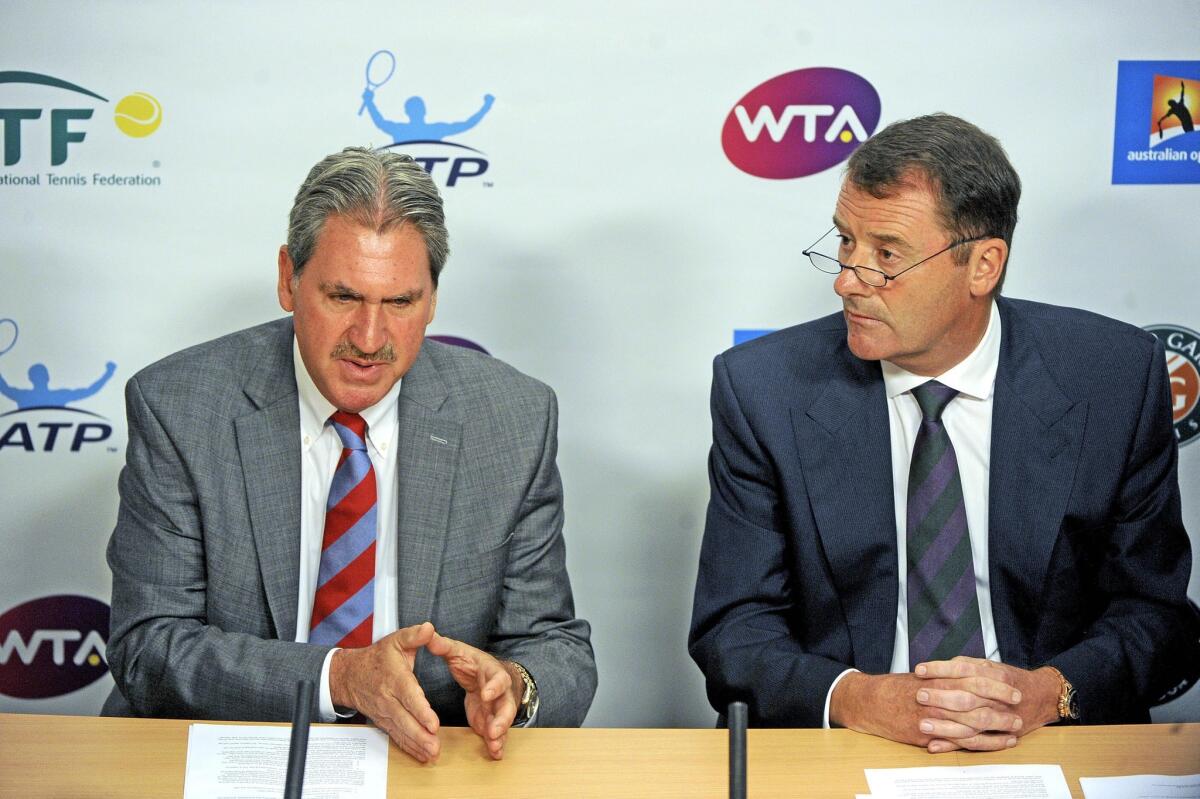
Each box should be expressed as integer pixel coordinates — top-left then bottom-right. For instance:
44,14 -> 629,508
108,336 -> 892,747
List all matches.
114,92 -> 162,137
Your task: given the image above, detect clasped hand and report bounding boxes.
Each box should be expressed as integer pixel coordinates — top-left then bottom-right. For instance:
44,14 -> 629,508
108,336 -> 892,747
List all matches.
833,656 -> 1061,753
329,621 -> 522,763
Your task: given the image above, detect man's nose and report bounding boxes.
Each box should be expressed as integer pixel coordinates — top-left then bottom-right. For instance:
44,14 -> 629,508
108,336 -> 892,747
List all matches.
347,303 -> 388,354
833,264 -> 871,298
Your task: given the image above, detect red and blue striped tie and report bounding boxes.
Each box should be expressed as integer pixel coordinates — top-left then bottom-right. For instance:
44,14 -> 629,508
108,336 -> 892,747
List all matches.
309,411 -> 376,648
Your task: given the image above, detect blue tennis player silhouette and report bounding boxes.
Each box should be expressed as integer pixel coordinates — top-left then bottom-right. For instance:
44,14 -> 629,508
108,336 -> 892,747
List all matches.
362,88 -> 494,143
0,361 -> 116,410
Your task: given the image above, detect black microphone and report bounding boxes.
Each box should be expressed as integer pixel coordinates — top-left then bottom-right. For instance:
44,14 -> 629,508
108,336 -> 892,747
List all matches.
284,679 -> 316,799
728,701 -> 748,799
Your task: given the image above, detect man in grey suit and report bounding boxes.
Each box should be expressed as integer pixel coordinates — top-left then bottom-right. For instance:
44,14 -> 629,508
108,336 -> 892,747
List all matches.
104,147 -> 597,763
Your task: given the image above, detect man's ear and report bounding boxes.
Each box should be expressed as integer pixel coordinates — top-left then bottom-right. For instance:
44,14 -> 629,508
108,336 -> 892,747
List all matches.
277,246 -> 296,312
969,238 -> 1007,298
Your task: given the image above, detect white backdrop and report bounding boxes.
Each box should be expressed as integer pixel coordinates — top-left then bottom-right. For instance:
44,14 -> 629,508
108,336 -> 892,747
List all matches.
1,0 -> 1197,726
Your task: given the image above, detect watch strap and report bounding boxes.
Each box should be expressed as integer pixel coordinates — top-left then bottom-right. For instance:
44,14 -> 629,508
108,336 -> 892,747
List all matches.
1044,665 -> 1079,721
509,661 -> 539,723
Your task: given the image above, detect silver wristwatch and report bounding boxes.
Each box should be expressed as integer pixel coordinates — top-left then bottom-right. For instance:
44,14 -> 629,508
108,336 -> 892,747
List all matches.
510,661 -> 540,724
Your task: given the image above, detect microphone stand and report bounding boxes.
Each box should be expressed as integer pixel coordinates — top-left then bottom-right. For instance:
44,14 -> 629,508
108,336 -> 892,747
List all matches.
283,679 -> 316,799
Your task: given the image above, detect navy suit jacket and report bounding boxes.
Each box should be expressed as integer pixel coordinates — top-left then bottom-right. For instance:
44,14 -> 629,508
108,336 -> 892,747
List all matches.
689,297 -> 1195,726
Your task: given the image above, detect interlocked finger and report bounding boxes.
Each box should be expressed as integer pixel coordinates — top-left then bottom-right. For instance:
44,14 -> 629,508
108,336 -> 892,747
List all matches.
917,682 -> 1018,712
929,704 -> 1023,733
919,716 -> 979,740
942,730 -> 1018,752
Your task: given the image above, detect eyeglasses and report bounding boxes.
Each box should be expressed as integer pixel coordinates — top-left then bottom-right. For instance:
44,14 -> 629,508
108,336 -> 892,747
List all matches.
801,225 -> 988,287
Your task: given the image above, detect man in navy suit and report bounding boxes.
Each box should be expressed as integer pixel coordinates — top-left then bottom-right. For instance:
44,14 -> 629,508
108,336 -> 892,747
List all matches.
689,114 -> 1195,753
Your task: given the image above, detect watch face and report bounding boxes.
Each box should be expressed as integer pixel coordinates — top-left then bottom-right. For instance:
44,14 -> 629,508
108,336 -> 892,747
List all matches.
1066,687 -> 1079,720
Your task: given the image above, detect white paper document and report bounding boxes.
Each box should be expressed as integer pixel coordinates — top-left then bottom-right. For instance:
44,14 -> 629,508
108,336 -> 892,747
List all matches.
864,763 -> 1072,799
1080,773 -> 1200,799
183,722 -> 389,799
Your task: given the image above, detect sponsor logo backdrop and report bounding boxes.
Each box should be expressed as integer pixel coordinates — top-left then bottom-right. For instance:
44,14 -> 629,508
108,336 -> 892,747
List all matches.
2,1 -> 1197,726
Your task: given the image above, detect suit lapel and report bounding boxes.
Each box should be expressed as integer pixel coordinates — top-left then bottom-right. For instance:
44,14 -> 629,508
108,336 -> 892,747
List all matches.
393,345 -> 462,627
988,300 -> 1087,666
792,348 -> 897,673
235,321 -> 302,640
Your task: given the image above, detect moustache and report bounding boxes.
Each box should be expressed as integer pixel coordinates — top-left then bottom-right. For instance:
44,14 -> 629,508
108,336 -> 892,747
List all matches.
330,342 -> 396,363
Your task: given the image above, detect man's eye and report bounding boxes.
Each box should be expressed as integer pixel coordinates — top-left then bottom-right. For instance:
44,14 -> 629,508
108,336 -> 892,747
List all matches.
390,298 -> 411,307
331,294 -> 355,302
879,249 -> 898,262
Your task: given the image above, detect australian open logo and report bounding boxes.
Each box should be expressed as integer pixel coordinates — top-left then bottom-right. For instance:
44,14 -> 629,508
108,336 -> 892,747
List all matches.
1146,324 -> 1200,447
0,318 -> 118,453
722,67 -> 881,180
357,49 -> 492,187
1112,60 -> 1200,184
0,595 -> 110,699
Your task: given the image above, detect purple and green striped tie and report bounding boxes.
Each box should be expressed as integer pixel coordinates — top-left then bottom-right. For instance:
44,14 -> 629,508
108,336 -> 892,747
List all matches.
906,381 -> 985,670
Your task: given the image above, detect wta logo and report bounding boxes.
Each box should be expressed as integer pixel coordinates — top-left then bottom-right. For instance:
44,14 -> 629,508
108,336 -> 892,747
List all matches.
0,595 -> 110,699
427,334 -> 489,354
722,68 -> 881,180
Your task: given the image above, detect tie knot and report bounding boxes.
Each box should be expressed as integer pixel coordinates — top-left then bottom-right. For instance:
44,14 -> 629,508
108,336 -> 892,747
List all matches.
330,411 -> 368,450
912,381 -> 958,422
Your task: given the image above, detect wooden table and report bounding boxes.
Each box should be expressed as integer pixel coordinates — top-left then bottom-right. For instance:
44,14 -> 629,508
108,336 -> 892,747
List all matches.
0,713 -> 1196,797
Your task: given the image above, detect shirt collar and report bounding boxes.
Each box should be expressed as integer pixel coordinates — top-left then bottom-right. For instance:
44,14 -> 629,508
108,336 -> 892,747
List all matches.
881,300 -> 1001,401
293,336 -> 402,456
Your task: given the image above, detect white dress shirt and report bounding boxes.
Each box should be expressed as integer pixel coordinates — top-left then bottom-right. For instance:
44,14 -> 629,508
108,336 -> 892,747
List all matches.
291,337 -> 402,721
288,339 -> 539,726
824,300 -> 1003,727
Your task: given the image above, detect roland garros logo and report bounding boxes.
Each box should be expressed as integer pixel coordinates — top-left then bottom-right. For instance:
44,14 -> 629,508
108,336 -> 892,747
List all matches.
1146,324 -> 1200,446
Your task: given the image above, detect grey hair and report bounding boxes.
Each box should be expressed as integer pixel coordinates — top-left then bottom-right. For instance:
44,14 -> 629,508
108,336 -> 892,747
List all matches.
845,114 -> 1020,291
286,147 -> 448,286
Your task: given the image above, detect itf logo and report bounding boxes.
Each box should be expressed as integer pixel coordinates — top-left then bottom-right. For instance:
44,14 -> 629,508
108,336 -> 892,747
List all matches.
722,68 -> 881,180
1112,60 -> 1200,184
0,595 -> 110,699
1,71 -> 162,166
0,318 -> 118,453
1146,324 -> 1200,447
357,50 -> 493,187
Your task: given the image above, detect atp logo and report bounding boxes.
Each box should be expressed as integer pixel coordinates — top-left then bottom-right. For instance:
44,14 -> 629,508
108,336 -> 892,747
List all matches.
722,68 -> 881,180
0,595 -> 110,699
0,318 -> 118,453
357,49 -> 493,187
0,71 -> 161,166
1146,324 -> 1200,446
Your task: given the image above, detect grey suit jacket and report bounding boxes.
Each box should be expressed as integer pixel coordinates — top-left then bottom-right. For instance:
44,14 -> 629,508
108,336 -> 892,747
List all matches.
103,318 -> 597,726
